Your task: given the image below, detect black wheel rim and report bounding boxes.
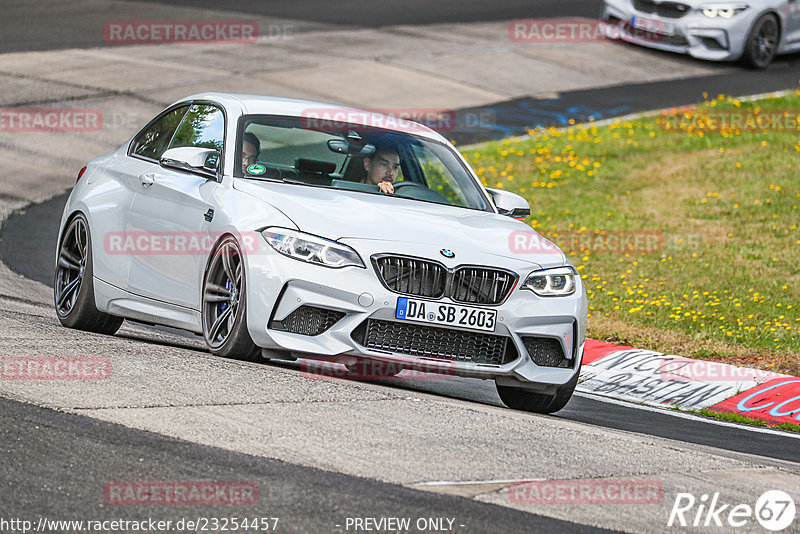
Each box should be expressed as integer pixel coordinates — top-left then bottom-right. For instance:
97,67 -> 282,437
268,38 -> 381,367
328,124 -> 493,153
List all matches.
753,19 -> 778,67
55,217 -> 87,317
203,240 -> 243,349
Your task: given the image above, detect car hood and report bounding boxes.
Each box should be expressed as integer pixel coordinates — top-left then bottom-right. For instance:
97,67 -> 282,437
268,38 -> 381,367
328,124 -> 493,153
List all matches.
234,179 -> 567,270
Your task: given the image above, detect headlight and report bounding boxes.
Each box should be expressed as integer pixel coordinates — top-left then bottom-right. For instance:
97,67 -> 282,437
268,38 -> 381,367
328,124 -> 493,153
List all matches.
261,228 -> 365,269
701,4 -> 748,18
522,267 -> 576,297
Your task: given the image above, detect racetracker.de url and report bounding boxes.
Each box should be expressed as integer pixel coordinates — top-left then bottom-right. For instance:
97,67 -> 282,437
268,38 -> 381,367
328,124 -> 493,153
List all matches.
0,517 -> 280,533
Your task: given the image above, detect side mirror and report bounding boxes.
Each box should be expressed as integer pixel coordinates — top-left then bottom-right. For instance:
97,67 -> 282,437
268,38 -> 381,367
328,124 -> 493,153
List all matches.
160,147 -> 219,179
486,188 -> 530,219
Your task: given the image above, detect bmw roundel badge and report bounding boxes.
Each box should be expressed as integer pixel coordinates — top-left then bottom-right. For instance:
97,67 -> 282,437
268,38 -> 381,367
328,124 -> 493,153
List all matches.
440,249 -> 455,258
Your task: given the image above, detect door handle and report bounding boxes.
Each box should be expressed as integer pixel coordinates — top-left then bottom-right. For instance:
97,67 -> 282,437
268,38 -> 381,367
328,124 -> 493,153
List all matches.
139,173 -> 156,187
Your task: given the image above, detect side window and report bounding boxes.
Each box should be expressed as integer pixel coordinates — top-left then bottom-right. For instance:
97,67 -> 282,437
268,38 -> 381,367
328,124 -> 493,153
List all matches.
131,106 -> 190,161
169,104 -> 224,156
411,145 -> 468,207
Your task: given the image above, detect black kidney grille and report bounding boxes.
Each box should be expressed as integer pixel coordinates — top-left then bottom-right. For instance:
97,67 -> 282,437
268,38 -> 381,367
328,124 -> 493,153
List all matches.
632,0 -> 690,19
522,336 -> 572,368
373,256 -> 517,305
359,319 -> 514,365
450,267 -> 517,305
270,306 -> 345,336
374,256 -> 446,298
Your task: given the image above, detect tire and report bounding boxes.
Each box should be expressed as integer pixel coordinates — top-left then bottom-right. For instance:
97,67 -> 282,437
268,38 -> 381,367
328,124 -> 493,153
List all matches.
496,371 -> 579,414
740,14 -> 779,69
54,213 -> 123,335
201,235 -> 260,361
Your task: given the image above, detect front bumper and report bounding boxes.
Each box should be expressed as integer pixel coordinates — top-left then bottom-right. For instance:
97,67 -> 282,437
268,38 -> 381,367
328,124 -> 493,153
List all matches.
602,0 -> 757,61
243,238 -> 588,389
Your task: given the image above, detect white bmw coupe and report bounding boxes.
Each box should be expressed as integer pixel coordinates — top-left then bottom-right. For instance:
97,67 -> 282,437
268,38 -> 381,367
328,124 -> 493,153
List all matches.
601,0 -> 800,68
55,93 -> 587,413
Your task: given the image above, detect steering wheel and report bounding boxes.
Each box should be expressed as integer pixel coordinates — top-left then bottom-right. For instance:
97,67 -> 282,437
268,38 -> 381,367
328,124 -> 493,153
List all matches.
392,181 -> 450,204
391,182 -> 421,192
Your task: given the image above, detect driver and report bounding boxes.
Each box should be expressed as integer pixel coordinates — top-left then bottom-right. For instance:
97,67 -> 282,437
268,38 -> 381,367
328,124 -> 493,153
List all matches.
242,132 -> 261,173
362,146 -> 400,194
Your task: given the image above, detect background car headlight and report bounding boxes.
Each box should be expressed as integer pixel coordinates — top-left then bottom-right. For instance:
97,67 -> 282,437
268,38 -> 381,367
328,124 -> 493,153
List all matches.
701,4 -> 748,18
262,228 -> 365,268
522,267 -> 576,297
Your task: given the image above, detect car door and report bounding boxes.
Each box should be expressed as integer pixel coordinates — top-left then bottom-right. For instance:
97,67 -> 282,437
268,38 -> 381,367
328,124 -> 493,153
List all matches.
127,103 -> 224,310
92,104 -> 190,290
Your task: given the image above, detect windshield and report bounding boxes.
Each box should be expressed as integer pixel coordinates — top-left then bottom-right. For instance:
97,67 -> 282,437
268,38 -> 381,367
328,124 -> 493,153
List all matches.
235,115 -> 490,212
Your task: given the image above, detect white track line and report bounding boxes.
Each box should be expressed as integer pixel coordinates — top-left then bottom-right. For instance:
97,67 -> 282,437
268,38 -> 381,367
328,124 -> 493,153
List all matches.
574,391 -> 800,439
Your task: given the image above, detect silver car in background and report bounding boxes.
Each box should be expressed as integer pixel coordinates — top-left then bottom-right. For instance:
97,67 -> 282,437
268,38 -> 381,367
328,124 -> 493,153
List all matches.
602,0 -> 800,67
54,93 -> 587,414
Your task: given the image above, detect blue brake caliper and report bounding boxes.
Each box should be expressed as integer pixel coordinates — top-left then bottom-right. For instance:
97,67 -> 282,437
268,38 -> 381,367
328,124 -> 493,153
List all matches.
220,280 -> 232,312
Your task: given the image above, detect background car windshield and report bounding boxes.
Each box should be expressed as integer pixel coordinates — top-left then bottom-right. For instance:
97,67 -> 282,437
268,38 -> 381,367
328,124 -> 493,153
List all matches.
238,116 -> 489,211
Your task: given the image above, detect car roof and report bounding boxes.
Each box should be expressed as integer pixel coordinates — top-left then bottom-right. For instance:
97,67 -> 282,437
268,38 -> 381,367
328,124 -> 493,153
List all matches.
175,92 -> 447,143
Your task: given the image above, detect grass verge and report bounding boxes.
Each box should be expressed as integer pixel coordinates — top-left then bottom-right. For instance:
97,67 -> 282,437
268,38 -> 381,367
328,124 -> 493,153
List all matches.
690,408 -> 800,434
462,92 -> 800,375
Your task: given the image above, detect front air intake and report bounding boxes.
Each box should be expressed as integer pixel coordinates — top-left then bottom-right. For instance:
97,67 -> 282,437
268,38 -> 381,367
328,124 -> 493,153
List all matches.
270,306 -> 345,336
522,336 -> 572,368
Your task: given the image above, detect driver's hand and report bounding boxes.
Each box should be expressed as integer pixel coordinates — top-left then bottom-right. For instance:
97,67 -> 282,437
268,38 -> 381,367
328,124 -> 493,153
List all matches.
378,181 -> 394,194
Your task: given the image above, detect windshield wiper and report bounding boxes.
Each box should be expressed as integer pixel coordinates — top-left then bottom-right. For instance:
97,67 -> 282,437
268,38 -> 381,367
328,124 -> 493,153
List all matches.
279,177 -> 317,187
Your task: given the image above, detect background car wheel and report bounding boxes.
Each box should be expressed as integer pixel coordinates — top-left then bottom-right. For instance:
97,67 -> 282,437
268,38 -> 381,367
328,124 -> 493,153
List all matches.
495,371 -> 579,414
202,236 -> 260,361
740,14 -> 779,69
54,213 -> 124,335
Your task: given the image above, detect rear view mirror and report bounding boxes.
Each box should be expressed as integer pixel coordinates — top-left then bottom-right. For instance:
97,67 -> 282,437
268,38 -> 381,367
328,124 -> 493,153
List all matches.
160,147 -> 219,179
327,139 -> 375,156
486,188 -> 531,219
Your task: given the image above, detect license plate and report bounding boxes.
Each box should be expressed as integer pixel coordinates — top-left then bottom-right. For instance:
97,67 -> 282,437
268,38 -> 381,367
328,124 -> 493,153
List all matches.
630,16 -> 674,36
395,297 -> 497,332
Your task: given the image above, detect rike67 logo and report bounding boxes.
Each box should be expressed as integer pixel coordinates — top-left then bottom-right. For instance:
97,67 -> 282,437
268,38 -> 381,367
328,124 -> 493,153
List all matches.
669,490 -> 796,531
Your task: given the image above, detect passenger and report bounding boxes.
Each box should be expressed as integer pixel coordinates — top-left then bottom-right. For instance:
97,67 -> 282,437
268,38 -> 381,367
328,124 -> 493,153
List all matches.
242,132 -> 261,173
362,146 -> 400,194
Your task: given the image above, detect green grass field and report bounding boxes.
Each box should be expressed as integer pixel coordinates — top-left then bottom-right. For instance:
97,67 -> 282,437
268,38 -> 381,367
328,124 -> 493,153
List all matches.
462,92 -> 800,375
692,408 -> 800,433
